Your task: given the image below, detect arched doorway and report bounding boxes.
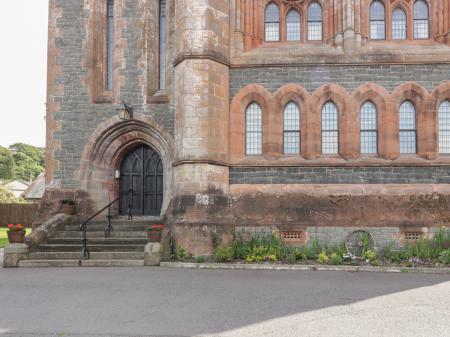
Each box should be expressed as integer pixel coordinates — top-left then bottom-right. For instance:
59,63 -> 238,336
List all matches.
119,145 -> 163,216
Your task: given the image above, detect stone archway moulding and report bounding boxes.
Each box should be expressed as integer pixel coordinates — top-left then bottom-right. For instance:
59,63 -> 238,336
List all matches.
77,113 -> 175,217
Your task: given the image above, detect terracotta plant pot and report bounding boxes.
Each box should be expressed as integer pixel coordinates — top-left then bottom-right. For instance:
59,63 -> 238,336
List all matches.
62,204 -> 76,215
7,230 -> 25,244
148,230 -> 163,242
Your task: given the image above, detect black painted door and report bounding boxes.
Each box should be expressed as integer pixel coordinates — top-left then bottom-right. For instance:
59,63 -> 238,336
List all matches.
119,145 -> 163,216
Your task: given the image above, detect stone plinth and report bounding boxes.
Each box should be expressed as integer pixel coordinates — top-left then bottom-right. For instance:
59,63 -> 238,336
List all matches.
144,243 -> 163,266
4,244 -> 29,268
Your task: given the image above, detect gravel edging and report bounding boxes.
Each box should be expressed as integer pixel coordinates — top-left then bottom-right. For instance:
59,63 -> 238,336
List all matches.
160,262 -> 450,275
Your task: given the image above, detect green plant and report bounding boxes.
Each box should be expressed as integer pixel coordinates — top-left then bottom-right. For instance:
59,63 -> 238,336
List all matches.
363,249 -> 377,263
439,249 -> 450,265
317,251 -> 329,264
311,239 -> 322,256
361,232 -> 371,255
177,246 -> 188,261
214,244 -> 234,262
286,253 -> 296,264
196,256 -> 206,263
293,248 -> 307,261
330,253 -> 343,265
232,232 -> 289,263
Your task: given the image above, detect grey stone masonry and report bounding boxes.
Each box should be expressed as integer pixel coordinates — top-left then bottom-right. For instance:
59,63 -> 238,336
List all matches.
229,166 -> 450,184
51,1 -> 174,188
230,64 -> 450,97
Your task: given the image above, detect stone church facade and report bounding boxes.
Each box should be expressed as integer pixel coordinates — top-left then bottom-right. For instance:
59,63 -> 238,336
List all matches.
41,0 -> 450,256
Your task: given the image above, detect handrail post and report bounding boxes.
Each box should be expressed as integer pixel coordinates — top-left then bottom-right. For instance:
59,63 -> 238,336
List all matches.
105,205 -> 113,238
80,224 -> 90,260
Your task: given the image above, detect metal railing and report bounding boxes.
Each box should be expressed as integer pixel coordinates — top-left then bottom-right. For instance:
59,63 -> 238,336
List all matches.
79,189 -> 133,260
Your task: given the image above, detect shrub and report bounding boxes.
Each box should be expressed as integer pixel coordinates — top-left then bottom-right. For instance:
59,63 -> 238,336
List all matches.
214,245 -> 234,262
317,251 -> 329,264
330,253 -> 343,265
233,232 -> 288,263
439,249 -> 450,265
286,253 -> 296,264
177,247 -> 188,261
363,249 -> 377,263
293,248 -> 307,261
196,256 -> 206,263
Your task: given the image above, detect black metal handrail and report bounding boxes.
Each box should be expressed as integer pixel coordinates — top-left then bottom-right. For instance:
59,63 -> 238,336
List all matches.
80,189 -> 133,260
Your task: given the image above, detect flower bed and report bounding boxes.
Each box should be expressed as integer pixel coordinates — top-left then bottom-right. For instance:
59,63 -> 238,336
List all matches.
174,228 -> 450,268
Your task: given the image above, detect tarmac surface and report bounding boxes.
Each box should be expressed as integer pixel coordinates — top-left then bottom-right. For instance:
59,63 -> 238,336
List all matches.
0,267 -> 449,337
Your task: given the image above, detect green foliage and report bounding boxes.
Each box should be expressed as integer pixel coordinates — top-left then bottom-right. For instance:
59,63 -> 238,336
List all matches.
380,228 -> 450,264
330,253 -> 343,265
439,249 -> 450,265
196,256 -> 206,263
233,232 -> 288,263
176,246 -> 188,261
0,185 -> 27,204
293,248 -> 307,261
0,146 -> 15,180
361,232 -> 372,255
317,251 -> 329,264
9,143 -> 45,182
363,250 -> 377,263
214,245 -> 234,262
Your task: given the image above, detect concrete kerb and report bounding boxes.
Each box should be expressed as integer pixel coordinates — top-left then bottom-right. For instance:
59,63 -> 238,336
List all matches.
160,262 -> 450,275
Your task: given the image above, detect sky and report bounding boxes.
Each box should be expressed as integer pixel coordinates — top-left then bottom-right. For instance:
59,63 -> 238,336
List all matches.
0,1 -> 48,148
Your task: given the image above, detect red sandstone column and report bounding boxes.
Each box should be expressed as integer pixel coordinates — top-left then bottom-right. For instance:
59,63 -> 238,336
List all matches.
170,0 -> 233,257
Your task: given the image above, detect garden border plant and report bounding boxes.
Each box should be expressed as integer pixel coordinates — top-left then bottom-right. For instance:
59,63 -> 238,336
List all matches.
174,227 -> 450,268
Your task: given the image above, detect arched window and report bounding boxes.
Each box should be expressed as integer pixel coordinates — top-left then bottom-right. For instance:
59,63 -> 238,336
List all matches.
286,10 -> 301,41
307,3 -> 322,41
370,1 -> 385,40
159,0 -> 167,90
322,102 -> 339,155
392,8 -> 407,40
106,0 -> 114,91
283,102 -> 301,154
414,0 -> 429,39
360,102 -> 378,154
439,101 -> 450,154
399,101 -> 417,154
265,3 -> 280,41
246,103 -> 263,155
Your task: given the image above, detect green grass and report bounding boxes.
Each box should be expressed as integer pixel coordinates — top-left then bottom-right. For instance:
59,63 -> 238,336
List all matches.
0,228 -> 31,248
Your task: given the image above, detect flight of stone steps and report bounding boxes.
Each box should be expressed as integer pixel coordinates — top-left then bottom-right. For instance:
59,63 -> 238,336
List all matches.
19,218 -> 160,267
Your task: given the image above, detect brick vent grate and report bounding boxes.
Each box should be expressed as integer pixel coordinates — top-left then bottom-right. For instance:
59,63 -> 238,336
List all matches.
282,231 -> 305,242
404,232 -> 423,242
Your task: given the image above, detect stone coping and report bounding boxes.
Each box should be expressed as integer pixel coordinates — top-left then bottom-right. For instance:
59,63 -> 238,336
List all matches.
160,262 -> 450,275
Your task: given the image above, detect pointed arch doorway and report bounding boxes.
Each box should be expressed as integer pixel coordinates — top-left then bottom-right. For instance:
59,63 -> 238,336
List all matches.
119,145 -> 163,216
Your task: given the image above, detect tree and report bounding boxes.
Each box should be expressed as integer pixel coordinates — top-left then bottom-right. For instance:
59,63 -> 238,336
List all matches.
0,146 -> 15,180
9,143 -> 45,182
0,185 -> 27,204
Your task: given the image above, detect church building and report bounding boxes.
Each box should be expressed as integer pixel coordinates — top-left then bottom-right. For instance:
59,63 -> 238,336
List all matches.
40,0 -> 450,256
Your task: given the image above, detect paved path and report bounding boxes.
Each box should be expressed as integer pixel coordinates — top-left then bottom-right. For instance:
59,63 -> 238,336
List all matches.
0,267 -> 449,337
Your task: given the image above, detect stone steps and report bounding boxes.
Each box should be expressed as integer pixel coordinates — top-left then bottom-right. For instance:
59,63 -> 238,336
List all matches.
47,238 -> 148,245
19,259 -> 144,268
19,218 -> 162,268
37,244 -> 146,252
29,251 -> 145,260
64,224 -> 149,231
54,231 -> 147,238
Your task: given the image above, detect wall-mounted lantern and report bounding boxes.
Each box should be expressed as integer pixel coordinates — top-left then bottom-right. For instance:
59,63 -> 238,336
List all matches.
115,100 -> 133,121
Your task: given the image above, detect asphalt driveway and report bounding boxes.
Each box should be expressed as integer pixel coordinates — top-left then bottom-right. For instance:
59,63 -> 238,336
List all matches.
0,267 -> 448,337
